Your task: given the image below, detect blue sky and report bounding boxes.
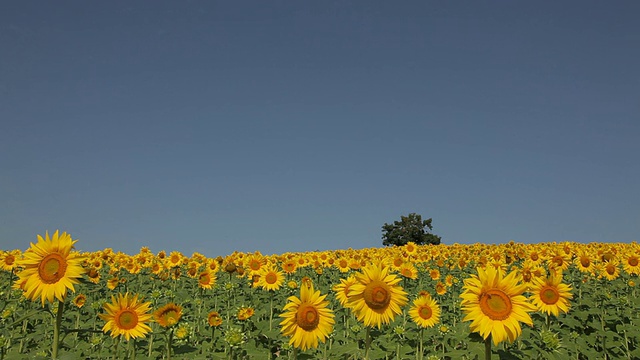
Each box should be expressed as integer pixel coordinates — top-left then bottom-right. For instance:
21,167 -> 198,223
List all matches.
1,1 -> 638,257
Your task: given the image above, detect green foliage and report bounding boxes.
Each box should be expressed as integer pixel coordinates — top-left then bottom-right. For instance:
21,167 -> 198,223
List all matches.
382,213 -> 441,246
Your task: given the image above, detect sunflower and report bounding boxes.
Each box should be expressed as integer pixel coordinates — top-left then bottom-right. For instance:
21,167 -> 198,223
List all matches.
574,251 -> 595,274
529,271 -> 572,316
208,311 -> 223,327
347,263 -> 408,328
1,250 -> 20,272
87,268 -> 101,284
245,254 -> 266,275
166,251 -> 184,268
198,269 -> 217,290
72,293 -> 87,308
429,268 -> 441,281
460,266 -> 535,345
547,252 -> 571,272
435,282 -> 447,296
332,274 -> 357,308
154,303 -> 183,327
404,242 -> 418,256
282,259 -> 297,274
16,231 -> 85,306
336,258 -> 350,273
100,293 -> 152,341
174,323 -> 190,339
280,280 -> 335,351
258,264 -> 285,291
107,277 -> 120,290
396,263 -> 417,280
600,261 -> 620,280
237,306 -> 255,321
622,252 -> 640,275
408,293 -> 441,328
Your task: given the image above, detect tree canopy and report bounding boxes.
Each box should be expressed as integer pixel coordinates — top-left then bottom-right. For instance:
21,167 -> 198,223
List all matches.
381,213 -> 441,246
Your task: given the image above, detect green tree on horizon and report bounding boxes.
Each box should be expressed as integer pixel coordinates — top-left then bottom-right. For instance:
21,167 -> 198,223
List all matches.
382,213 -> 441,246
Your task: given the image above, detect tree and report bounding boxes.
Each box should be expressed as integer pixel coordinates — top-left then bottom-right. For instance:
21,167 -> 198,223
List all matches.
382,213 -> 441,246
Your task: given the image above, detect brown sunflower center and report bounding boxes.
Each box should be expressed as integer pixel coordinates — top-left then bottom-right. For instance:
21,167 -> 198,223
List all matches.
530,253 -> 539,261
552,256 -> 564,267
265,272 -> 278,284
4,255 -> 15,265
296,304 -> 319,331
38,253 -> 67,284
418,305 -> 433,320
628,257 -> 639,267
363,281 -> 391,310
479,289 -> 512,320
580,257 -> 590,268
540,286 -> 560,305
606,264 -> 616,275
116,309 -> 139,330
249,260 -> 261,271
199,273 -> 211,284
159,310 -> 179,326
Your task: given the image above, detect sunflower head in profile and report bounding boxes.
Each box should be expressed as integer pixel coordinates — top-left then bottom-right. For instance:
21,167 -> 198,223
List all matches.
72,293 -> 87,308
347,262 -> 408,328
154,303 -> 183,328
332,274 -> 357,308
207,311 -> 223,327
529,270 -> 572,317
99,293 -> 152,341
17,230 -> 85,306
280,279 -> 335,351
408,292 -> 441,328
460,266 -> 536,345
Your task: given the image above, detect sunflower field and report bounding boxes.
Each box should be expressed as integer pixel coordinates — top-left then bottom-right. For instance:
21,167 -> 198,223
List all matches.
1,231 -> 639,360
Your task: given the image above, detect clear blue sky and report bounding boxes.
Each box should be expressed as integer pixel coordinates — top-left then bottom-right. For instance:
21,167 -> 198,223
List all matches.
1,1 -> 638,258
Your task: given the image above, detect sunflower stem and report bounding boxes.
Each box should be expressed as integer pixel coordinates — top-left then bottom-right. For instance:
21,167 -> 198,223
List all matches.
364,327 -> 371,360
211,326 -> 216,352
74,311 -> 80,345
113,336 -> 120,360
484,335 -> 492,360
52,299 -> 65,359
418,328 -> 423,360
148,333 -> 153,358
269,294 -> 274,331
166,328 -> 173,360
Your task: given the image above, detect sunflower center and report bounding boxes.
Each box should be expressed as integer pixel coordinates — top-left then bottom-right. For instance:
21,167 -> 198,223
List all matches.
540,286 -> 560,305
38,253 -> 67,284
116,310 -> 139,330
580,257 -> 590,268
265,272 -> 278,284
363,281 -> 391,310
161,311 -> 179,326
296,304 -> 319,331
606,264 -> 616,275
628,257 -> 639,267
249,261 -> 261,271
552,256 -> 564,267
199,274 -> 211,284
479,289 -> 512,320
5,255 -> 15,265
522,270 -> 532,282
418,305 -> 433,320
